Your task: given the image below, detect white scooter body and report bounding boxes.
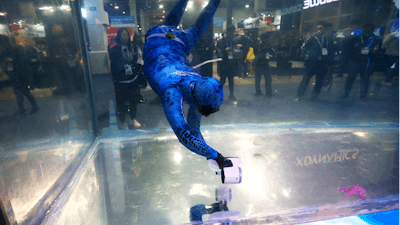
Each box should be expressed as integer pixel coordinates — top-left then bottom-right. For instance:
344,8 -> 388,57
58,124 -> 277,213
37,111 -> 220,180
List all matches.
209,157 -> 242,184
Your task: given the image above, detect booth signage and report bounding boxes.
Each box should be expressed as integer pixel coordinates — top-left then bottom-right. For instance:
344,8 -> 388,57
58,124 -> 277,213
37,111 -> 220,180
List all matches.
282,4 -> 303,16
304,0 -> 339,9
213,17 -> 225,27
110,16 -> 135,27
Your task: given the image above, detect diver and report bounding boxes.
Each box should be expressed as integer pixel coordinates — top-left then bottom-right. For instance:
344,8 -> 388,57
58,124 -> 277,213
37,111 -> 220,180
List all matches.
143,0 -> 234,176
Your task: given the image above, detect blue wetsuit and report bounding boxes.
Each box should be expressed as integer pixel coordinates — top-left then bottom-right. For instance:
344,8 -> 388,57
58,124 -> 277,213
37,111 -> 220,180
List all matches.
143,0 -> 223,161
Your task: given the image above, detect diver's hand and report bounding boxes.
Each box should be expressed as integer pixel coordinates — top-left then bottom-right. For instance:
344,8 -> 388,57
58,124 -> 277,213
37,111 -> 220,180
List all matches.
215,153 -> 226,170
206,201 -> 229,214
225,47 -> 231,51
235,44 -> 243,49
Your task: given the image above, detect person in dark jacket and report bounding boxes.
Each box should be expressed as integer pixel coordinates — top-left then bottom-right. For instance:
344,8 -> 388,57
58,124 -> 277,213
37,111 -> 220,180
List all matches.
235,29 -> 252,78
0,35 -> 11,91
295,25 -> 336,101
341,23 -> 382,101
381,16 -> 399,86
216,25 -> 239,100
107,37 -> 117,53
3,35 -> 39,115
108,28 -> 146,129
253,32 -> 274,97
132,32 -> 147,103
337,28 -> 353,77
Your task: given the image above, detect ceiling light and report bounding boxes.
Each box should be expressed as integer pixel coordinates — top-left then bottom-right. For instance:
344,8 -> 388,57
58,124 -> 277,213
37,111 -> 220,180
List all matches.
39,6 -> 53,10
246,4 -> 249,8
159,5 -> 164,9
123,12 -> 125,14
187,1 -> 193,8
59,5 -> 71,11
115,6 -> 119,9
81,8 -> 87,18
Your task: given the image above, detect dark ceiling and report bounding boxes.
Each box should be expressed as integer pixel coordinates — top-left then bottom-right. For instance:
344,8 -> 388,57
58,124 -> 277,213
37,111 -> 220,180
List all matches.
105,0 -> 257,25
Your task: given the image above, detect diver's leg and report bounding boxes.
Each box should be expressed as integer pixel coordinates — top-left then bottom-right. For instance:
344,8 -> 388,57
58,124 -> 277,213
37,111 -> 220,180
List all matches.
185,0 -> 221,52
164,0 -> 189,27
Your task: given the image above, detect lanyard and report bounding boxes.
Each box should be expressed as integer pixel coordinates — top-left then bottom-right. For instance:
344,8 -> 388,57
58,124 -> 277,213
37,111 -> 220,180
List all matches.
122,46 -> 131,64
137,46 -> 143,60
226,40 -> 233,48
315,36 -> 327,49
361,36 -> 374,49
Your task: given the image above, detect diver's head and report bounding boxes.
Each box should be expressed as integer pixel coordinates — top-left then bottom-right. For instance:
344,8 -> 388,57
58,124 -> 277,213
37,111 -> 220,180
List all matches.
192,77 -> 224,117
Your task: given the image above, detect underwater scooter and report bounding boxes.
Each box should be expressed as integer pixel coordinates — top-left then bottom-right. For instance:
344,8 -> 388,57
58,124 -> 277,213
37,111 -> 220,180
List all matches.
209,157 -> 242,184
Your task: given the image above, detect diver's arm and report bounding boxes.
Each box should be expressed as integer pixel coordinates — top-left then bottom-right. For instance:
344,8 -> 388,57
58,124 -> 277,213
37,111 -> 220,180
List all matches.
164,0 -> 189,27
162,87 -> 218,160
185,0 -> 221,52
187,105 -> 205,142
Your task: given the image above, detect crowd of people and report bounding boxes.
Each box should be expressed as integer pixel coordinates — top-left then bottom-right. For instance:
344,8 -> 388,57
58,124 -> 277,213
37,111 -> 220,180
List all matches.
213,21 -> 399,102
0,30 -> 85,117
109,17 -> 398,130
1,20 -> 397,131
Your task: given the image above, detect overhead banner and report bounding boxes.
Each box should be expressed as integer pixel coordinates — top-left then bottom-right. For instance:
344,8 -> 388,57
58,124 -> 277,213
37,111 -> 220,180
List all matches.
110,16 -> 135,27
303,0 -> 339,9
282,4 -> 303,16
213,17 -> 225,27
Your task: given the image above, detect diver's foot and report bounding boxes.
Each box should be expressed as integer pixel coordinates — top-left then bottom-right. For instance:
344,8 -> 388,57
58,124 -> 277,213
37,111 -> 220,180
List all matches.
229,95 -> 237,100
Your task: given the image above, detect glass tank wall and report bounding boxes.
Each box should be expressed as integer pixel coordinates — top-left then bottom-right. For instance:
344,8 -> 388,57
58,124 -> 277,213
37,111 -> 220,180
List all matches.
0,0 -> 398,224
